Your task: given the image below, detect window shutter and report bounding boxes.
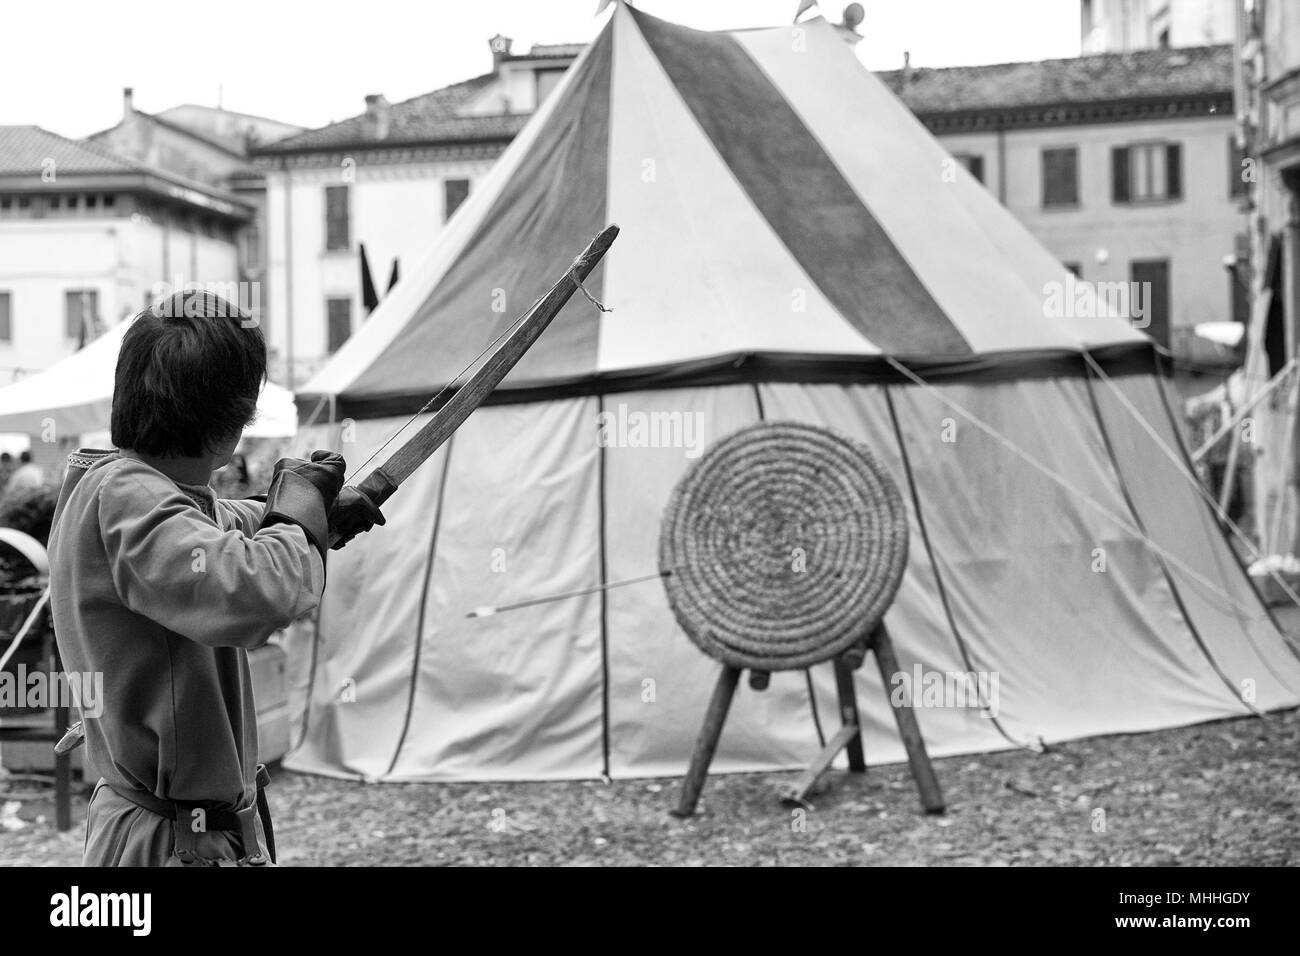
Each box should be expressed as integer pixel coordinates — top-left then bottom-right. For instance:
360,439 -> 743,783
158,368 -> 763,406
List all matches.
1229,137 -> 1241,198
326,298 -> 353,353
1131,260 -> 1170,347
1042,148 -> 1079,206
324,185 -> 350,251
64,292 -> 78,340
1165,143 -> 1182,199
1112,147 -> 1130,203
443,179 -> 470,221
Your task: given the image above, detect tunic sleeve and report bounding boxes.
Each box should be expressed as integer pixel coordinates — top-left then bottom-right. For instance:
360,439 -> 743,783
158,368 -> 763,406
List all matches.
216,497 -> 267,536
97,463 -> 324,648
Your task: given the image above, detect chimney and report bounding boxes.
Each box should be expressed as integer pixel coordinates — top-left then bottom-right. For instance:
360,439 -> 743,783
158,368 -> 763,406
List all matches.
839,2 -> 864,42
488,33 -> 513,66
364,94 -> 390,140
123,87 -> 135,118
902,51 -> 912,85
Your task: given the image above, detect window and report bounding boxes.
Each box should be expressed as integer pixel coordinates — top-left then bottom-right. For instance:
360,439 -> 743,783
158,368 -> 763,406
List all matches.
1229,269 -> 1249,327
324,185 -> 350,251
1112,143 -> 1182,203
1229,137 -> 1250,199
535,68 -> 567,105
326,297 -> 352,353
65,289 -> 99,343
953,153 -> 985,185
240,219 -> 263,273
1229,233 -> 1250,325
1130,260 -> 1170,347
444,178 -> 470,222
102,194 -> 116,210
1041,147 -> 1079,207
0,292 -> 11,343
1064,262 -> 1082,278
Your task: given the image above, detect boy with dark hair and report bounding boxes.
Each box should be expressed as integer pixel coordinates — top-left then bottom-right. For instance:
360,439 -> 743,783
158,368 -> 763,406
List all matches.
49,290 -> 382,866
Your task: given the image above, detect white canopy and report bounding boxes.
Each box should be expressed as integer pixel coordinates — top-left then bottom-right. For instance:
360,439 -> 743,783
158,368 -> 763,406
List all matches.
0,318 -> 296,438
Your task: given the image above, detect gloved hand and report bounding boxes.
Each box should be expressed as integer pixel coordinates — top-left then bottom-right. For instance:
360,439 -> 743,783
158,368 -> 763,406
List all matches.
259,451 -> 347,559
328,486 -> 386,550
278,451 -> 346,505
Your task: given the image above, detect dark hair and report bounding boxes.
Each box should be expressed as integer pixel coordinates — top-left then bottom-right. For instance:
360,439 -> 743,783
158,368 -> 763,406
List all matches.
111,290 -> 266,457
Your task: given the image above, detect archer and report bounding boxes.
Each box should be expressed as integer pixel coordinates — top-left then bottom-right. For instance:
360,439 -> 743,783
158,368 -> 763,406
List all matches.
47,291 -> 382,866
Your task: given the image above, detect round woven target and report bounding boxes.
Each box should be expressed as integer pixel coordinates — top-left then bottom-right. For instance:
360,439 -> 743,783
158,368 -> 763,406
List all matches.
659,421 -> 909,671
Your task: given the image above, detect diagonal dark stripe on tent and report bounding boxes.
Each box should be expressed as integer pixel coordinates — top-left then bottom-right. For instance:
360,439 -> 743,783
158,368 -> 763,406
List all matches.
631,8 -> 969,356
351,29 -> 613,403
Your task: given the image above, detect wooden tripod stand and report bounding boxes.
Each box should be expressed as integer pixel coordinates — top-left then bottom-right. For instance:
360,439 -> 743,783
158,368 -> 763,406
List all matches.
672,622 -> 945,817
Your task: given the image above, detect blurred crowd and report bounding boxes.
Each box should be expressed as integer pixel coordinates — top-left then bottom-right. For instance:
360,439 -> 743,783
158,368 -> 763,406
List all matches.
0,441 -> 280,566
0,451 -> 44,498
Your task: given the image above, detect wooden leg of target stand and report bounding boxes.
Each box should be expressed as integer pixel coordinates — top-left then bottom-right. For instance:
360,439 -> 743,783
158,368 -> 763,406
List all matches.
673,664 -> 742,817
780,645 -> 867,806
871,624 -> 945,814
835,649 -> 867,773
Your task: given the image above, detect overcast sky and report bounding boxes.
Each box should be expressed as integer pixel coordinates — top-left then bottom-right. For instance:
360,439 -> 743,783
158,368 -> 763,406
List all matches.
0,0 -> 1080,139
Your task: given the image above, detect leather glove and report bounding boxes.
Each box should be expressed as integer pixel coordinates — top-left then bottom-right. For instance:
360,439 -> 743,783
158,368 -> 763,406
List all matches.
259,451 -> 347,559
280,451 -> 346,504
328,486 -> 386,550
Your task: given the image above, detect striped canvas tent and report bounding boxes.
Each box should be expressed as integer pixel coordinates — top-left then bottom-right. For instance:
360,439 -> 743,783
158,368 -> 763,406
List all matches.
287,4 -> 1300,782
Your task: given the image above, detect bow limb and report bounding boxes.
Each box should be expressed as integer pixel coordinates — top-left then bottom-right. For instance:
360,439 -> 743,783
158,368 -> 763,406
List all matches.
328,223 -> 620,546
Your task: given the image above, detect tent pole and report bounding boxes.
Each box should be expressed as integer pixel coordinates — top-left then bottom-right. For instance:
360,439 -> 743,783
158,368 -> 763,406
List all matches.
1191,343 -> 1288,462
1218,412 -> 1244,515
1268,373 -> 1299,553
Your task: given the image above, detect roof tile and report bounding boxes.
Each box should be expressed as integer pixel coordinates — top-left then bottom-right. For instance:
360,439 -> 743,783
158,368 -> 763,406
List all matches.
256,41 -> 1234,158
0,125 -> 136,176
257,73 -> 528,153
877,43 -> 1232,115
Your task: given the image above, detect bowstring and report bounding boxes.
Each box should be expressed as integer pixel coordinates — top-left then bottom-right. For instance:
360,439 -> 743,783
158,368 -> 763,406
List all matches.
341,290 -> 547,484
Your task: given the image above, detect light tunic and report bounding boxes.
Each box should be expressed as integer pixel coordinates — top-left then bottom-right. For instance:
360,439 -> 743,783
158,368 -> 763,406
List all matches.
48,451 -> 324,865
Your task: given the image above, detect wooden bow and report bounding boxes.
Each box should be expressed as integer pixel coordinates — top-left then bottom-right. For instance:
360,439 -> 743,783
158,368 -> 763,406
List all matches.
328,223 -> 620,545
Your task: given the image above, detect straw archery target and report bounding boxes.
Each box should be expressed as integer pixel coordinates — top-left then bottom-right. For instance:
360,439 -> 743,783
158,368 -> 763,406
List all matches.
659,421 -> 909,671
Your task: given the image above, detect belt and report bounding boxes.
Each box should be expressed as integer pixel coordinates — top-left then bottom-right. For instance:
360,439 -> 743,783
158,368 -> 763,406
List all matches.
108,764 -> 276,866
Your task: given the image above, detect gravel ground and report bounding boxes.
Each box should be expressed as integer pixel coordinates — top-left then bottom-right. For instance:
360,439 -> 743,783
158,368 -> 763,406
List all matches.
3,706 -> 1297,866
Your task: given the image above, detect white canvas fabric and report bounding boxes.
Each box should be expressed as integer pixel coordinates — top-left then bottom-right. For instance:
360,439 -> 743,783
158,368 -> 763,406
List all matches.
600,10 -> 874,371
287,379 -> 1300,782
